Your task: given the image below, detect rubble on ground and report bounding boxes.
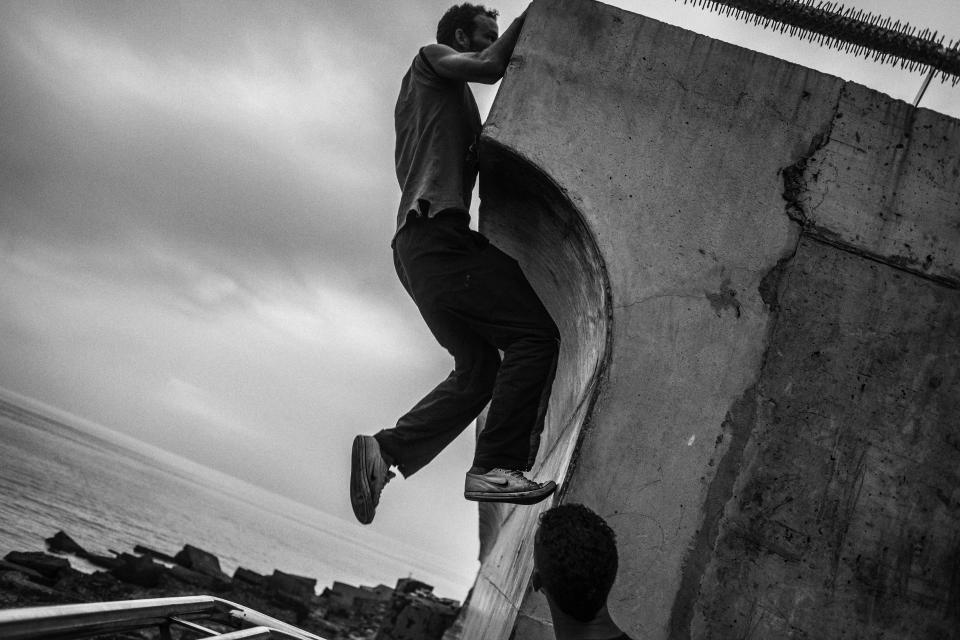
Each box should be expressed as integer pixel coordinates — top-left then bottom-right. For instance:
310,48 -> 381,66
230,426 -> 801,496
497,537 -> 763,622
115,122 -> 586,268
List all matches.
0,531 -> 460,640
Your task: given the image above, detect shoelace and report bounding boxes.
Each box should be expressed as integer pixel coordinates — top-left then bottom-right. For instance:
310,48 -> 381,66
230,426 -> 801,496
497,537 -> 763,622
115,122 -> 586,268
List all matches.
380,469 -> 396,490
492,468 -> 537,486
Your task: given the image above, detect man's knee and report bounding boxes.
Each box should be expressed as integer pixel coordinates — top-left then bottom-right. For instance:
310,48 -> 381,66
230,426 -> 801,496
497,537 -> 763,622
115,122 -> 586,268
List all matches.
477,348 -> 501,386
458,345 -> 501,393
542,319 -> 561,351
530,326 -> 561,361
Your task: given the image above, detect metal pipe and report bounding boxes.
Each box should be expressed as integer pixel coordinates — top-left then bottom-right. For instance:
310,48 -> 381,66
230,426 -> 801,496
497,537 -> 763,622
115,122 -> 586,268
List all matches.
214,627 -> 308,640
0,595 -> 326,640
913,66 -> 936,106
0,595 -> 217,639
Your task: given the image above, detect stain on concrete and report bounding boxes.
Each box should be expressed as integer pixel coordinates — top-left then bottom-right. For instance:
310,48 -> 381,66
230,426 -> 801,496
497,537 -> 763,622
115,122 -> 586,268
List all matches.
758,253 -> 795,312
704,278 -> 742,318
668,245 -> 798,640
694,239 -> 960,639
667,380 -> 762,640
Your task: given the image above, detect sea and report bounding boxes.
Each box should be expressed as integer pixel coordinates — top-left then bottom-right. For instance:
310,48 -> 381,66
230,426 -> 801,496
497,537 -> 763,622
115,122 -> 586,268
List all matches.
0,393 -> 472,601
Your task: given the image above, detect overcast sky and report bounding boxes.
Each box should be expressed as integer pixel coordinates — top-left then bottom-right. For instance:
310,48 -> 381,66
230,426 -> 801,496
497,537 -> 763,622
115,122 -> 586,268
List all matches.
2,0 -> 958,599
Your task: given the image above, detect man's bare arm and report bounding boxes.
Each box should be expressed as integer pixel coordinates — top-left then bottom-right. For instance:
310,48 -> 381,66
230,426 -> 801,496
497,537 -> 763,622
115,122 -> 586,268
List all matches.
422,10 -> 527,84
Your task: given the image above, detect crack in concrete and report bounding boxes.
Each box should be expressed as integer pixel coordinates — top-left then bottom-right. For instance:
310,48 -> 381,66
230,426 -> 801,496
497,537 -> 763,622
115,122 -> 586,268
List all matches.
613,291 -> 704,310
780,84 -> 959,290
781,86 -> 843,227
806,232 -> 959,290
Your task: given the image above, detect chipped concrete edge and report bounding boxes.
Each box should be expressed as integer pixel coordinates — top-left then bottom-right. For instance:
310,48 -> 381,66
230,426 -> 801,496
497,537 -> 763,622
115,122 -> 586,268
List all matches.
783,83 -> 960,290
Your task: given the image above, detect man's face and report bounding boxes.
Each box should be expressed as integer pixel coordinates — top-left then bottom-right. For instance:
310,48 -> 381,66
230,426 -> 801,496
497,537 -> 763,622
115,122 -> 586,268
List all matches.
467,14 -> 498,51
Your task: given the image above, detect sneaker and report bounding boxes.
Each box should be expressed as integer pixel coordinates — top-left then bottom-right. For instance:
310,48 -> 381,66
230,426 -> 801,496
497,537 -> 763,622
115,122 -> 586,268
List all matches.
350,435 -> 395,524
464,468 -> 557,505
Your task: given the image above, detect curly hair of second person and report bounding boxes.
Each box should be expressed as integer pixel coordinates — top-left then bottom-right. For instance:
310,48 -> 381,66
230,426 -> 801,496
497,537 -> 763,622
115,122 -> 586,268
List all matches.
535,503 -> 619,622
436,3 -> 499,47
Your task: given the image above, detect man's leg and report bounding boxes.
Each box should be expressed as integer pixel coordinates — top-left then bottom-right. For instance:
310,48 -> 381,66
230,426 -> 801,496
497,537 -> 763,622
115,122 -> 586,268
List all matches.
392,211 -> 560,475
435,239 -> 560,504
431,241 -> 561,473
352,210 -> 561,521
373,312 -> 501,477
374,213 -> 505,476
351,212 -> 503,523
356,327 -> 496,521
401,211 -> 561,501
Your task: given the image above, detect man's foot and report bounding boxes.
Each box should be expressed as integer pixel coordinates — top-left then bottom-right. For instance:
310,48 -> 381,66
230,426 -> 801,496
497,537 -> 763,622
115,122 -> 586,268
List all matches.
464,468 -> 557,505
350,435 -> 395,524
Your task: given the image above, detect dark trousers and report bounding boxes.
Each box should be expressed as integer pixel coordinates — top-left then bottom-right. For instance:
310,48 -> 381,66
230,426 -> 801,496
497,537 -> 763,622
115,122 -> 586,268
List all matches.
374,210 -> 560,477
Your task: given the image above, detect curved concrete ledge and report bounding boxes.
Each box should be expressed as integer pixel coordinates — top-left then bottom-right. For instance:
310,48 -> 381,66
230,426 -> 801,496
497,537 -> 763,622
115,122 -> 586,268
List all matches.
454,138 -> 612,639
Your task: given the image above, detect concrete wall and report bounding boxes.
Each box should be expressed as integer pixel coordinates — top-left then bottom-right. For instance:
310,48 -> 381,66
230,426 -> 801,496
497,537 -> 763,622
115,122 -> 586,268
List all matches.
454,1 -> 960,639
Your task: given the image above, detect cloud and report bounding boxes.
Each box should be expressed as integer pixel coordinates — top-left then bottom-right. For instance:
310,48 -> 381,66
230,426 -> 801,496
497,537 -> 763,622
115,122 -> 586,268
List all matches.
1,2 -> 401,305
162,377 -> 252,434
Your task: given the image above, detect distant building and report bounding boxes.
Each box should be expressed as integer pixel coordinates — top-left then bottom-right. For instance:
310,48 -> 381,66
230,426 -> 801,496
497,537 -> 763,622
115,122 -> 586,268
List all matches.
325,581 -> 367,612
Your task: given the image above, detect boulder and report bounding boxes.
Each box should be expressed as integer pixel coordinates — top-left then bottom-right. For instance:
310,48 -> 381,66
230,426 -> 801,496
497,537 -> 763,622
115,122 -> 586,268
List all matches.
168,564 -> 224,590
268,569 -> 316,602
3,551 -> 72,579
0,571 -> 63,599
173,544 -> 227,579
375,589 -> 459,640
0,558 -> 48,582
45,531 -> 86,556
109,553 -> 162,588
84,553 -> 122,571
234,566 -> 266,587
134,544 -> 177,563
265,570 -> 317,620
307,616 -> 345,638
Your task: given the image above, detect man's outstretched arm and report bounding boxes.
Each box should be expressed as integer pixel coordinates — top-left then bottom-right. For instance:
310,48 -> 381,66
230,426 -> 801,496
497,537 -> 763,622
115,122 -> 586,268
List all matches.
422,9 -> 528,84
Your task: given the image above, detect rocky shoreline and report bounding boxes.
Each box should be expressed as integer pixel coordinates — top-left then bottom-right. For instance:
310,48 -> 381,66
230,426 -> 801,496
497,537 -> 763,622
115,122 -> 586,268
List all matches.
0,531 -> 460,640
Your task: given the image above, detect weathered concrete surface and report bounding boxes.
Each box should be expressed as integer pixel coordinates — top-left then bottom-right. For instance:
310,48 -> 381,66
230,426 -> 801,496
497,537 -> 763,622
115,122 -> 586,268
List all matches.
694,237 -> 960,639
450,1 -> 960,639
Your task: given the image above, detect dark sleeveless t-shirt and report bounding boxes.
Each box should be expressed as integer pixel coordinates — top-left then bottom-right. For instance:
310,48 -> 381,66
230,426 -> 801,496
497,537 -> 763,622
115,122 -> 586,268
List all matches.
394,48 -> 482,236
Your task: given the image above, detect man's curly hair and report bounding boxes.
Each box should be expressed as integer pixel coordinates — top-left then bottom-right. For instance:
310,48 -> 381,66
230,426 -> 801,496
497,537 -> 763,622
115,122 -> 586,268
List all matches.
535,504 -> 618,622
437,4 -> 498,48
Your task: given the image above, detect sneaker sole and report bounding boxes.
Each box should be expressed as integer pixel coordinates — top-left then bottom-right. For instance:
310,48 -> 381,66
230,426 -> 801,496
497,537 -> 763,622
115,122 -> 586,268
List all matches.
464,481 -> 557,505
350,435 -> 374,524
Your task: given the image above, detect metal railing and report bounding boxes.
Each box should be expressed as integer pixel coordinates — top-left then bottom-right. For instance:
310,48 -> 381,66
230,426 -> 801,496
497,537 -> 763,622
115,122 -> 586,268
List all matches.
0,595 -> 327,640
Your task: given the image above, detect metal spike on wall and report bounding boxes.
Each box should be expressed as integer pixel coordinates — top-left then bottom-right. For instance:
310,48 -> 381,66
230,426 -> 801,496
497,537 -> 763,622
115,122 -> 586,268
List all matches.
674,0 -> 960,86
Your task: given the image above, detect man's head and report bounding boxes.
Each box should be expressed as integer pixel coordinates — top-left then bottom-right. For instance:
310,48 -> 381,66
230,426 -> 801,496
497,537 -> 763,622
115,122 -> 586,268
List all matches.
437,4 -> 499,52
532,503 -> 619,622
